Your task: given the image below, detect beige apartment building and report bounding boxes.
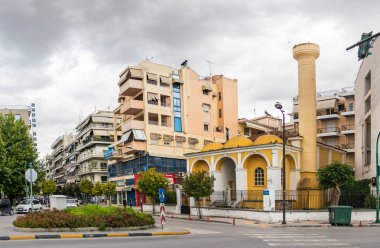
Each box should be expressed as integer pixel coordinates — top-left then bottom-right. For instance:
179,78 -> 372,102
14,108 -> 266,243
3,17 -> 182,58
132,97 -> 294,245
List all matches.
107,61 -> 239,205
290,87 -> 355,165
48,111 -> 119,187
354,38 -> 380,180
0,103 -> 37,146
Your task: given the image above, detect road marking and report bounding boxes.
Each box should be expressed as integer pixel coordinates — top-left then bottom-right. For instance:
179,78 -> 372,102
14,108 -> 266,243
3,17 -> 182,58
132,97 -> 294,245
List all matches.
188,228 -> 221,235
267,243 -> 350,246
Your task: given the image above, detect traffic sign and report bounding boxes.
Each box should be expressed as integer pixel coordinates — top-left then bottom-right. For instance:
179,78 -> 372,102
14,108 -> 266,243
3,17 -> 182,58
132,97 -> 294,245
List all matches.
25,169 -> 37,183
159,188 -> 165,203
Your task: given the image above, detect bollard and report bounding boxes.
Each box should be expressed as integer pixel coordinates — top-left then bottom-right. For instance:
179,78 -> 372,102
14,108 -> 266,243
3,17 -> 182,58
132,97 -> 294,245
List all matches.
359,221 -> 362,227
233,218 -> 235,226
207,216 -> 210,222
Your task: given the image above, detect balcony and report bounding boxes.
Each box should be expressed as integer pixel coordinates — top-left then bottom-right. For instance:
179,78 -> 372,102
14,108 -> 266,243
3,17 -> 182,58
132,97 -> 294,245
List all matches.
341,143 -> 355,153
122,119 -> 145,133
341,124 -> 355,135
78,166 -> 108,175
317,127 -> 340,137
122,141 -> 147,155
317,109 -> 340,120
119,78 -> 143,97
77,153 -> 105,163
120,99 -> 144,115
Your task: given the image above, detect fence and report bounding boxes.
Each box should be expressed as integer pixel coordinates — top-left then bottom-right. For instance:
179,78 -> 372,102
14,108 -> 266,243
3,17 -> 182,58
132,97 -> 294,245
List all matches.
206,190 -> 377,210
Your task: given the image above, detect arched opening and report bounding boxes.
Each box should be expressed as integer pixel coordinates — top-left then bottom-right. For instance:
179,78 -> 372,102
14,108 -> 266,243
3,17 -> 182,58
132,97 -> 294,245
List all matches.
191,160 -> 210,173
215,157 -> 236,191
281,154 -> 296,190
243,154 -> 268,191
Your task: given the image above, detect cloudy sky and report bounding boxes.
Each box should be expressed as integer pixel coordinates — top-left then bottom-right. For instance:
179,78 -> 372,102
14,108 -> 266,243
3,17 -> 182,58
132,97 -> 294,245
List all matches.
0,0 -> 378,156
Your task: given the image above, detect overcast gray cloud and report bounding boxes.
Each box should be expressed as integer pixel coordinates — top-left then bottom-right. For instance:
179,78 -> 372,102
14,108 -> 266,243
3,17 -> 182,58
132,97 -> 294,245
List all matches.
0,0 -> 378,156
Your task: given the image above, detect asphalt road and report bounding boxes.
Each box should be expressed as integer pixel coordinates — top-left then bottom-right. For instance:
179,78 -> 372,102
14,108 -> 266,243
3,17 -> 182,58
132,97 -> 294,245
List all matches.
2,216 -> 380,248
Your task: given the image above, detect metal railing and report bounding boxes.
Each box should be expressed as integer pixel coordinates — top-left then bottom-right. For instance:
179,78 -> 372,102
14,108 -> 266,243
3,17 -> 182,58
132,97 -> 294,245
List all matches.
317,109 -> 339,116
342,124 -> 355,131
342,143 -> 355,149
317,127 -> 340,133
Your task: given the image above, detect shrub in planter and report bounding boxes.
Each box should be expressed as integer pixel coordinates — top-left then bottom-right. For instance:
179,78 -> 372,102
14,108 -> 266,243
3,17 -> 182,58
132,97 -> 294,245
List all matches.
13,207 -> 154,229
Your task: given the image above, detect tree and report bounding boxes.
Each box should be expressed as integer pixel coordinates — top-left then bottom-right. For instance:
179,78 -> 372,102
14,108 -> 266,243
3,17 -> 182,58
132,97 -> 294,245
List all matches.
92,182 -> 103,204
79,179 -> 93,203
183,172 -> 215,218
317,161 -> 354,205
0,113 -> 38,202
102,181 -> 116,206
137,168 -> 169,213
42,179 -> 57,196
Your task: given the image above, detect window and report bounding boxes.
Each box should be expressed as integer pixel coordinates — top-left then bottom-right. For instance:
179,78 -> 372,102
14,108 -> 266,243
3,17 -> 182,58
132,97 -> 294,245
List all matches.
365,71 -> 371,95
173,83 -> 182,132
33,132 -> 36,136
147,73 -> 157,85
365,116 -> 371,166
160,76 -> 170,87
219,109 -> 222,118
148,113 -> 159,125
164,140 -> 171,146
365,95 -> 371,114
204,123 -> 209,132
31,108 -> 35,112
254,168 -> 264,186
161,95 -> 171,107
14,114 -> 21,121
202,104 -> 210,113
203,90 -> 209,95
161,115 -> 171,127
32,124 -> 36,127
174,117 -> 182,132
147,92 -> 158,105
244,128 -> 250,136
32,113 -> 35,117
218,92 -> 222,101
32,118 -> 36,122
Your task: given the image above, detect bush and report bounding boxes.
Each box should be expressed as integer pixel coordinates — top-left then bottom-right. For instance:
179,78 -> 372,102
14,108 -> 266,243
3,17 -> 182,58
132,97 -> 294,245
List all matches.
13,206 -> 154,229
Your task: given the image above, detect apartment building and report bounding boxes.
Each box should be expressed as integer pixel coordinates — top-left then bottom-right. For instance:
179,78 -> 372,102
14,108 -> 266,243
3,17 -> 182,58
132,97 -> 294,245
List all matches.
75,111 -> 118,183
0,103 -> 37,146
108,61 -> 239,205
290,86 -> 355,165
49,134 -> 75,188
355,38 -> 380,180
48,111 -> 119,188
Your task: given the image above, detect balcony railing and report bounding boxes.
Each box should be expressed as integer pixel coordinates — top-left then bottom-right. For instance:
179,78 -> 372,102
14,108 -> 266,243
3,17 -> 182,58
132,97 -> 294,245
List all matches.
78,166 -> 108,175
342,124 -> 355,131
342,143 -> 355,150
148,120 -> 159,126
161,102 -> 171,107
317,127 -> 340,133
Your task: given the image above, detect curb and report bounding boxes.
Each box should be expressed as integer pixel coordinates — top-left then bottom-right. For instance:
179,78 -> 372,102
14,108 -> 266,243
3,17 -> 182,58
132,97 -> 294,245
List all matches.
0,230 -> 191,241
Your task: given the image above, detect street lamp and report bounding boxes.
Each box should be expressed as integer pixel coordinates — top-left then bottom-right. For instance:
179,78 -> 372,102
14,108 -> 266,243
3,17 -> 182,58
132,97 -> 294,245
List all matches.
275,102 -> 286,225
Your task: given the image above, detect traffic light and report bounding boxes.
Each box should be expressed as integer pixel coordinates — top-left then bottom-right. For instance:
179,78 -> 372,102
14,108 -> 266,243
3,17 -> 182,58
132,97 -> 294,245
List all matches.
371,177 -> 377,187
358,32 -> 373,60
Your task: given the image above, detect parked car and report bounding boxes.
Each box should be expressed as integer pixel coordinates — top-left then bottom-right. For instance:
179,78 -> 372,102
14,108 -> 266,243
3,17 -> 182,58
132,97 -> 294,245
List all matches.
66,198 -> 79,208
16,199 -> 42,214
0,198 -> 13,216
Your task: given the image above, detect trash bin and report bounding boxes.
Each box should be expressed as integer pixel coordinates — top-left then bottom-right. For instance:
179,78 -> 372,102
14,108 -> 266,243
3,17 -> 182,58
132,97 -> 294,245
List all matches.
328,205 -> 353,225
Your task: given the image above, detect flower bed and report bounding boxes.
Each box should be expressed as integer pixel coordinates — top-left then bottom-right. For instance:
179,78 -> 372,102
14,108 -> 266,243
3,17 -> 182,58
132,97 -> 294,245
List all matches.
13,205 -> 154,230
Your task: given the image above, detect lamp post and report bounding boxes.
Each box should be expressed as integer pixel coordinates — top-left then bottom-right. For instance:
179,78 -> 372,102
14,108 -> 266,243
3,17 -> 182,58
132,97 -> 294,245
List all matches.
275,102 -> 286,225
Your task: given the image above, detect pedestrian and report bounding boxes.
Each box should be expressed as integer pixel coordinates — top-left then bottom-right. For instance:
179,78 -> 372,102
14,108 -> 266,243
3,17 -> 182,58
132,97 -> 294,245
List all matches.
122,198 -> 127,208
129,199 -> 133,208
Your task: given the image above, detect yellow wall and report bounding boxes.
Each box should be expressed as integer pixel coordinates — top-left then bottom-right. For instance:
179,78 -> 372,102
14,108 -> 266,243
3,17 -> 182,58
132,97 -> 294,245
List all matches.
243,155 -> 267,191
192,160 -> 210,173
319,146 -> 329,168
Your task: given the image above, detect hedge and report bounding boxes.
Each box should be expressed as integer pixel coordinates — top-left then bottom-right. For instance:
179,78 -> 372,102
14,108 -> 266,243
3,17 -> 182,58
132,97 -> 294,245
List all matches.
13,206 -> 154,229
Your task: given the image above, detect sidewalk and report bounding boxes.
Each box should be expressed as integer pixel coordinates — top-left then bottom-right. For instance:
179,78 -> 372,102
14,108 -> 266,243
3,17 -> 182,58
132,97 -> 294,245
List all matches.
162,213 -> 380,227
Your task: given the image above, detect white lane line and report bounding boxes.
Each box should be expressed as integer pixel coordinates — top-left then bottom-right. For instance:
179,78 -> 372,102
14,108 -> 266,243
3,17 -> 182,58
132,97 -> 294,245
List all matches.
263,239 -> 338,242
187,228 -> 221,234
268,243 -> 350,246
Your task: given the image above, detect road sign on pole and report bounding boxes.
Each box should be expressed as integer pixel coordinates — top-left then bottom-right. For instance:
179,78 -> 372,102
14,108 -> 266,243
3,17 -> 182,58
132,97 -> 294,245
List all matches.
159,188 -> 165,203
160,203 -> 166,229
25,169 -> 37,183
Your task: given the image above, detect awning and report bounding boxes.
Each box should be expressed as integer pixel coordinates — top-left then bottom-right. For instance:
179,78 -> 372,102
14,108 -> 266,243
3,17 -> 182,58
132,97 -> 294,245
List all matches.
133,129 -> 147,141
129,68 -> 143,79
121,131 -> 132,143
172,78 -> 182,84
175,135 -> 186,142
188,137 -> 199,144
202,84 -> 212,91
163,134 -> 174,141
147,73 -> 157,81
92,116 -> 113,124
317,99 -> 336,110
160,76 -> 170,85
66,178 -> 76,184
93,130 -> 113,136
150,133 -> 162,140
147,93 -> 158,101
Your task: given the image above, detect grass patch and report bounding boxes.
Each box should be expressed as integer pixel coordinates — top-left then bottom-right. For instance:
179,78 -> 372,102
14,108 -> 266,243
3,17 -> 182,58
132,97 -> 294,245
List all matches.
13,205 -> 154,229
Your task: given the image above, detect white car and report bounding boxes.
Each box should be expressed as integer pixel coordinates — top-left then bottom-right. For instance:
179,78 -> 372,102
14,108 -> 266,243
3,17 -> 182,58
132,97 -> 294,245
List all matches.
66,198 -> 79,208
16,199 -> 42,214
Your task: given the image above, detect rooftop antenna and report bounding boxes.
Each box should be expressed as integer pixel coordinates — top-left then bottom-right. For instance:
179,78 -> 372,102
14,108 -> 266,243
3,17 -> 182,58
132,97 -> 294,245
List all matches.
206,60 -> 214,76
146,56 -> 154,61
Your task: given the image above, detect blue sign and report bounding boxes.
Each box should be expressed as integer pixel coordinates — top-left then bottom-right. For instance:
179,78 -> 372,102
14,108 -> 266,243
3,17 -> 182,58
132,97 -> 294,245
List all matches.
263,190 -> 269,196
159,188 -> 165,203
103,147 -> 114,160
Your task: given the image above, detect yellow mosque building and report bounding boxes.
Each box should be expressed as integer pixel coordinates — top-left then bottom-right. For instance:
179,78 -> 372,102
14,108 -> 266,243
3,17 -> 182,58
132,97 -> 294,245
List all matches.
185,43 -> 347,209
